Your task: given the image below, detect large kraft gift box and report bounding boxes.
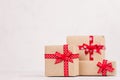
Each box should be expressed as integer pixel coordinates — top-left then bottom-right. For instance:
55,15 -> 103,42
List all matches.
79,59 -> 116,76
45,44 -> 80,76
67,35 -> 105,61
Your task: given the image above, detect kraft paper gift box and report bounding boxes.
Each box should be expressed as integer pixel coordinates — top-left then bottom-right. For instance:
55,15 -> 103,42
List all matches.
79,59 -> 116,76
67,35 -> 105,61
45,44 -> 79,76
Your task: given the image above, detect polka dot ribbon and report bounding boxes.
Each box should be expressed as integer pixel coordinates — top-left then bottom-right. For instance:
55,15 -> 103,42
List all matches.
97,59 -> 114,76
78,36 -> 105,60
45,44 -> 79,76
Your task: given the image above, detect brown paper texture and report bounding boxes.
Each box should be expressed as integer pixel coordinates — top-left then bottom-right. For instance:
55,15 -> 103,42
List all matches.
79,61 -> 116,76
45,45 -> 79,76
67,36 -> 105,61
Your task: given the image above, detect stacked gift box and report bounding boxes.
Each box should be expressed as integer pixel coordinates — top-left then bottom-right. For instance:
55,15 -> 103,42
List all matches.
45,35 -> 116,76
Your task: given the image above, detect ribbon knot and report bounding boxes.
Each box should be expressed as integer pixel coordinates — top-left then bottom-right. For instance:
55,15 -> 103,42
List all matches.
88,45 -> 95,50
97,59 -> 114,76
78,36 -> 105,60
54,51 -> 74,64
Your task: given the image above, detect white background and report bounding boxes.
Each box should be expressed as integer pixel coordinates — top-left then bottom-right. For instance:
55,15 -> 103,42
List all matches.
0,0 -> 120,80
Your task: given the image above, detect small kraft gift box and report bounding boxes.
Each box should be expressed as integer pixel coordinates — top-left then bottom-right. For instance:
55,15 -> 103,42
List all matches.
79,59 -> 116,76
67,35 -> 105,61
45,44 -> 80,76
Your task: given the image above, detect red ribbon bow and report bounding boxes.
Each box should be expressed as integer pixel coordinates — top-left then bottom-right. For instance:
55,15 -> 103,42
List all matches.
97,59 -> 114,76
45,44 -> 79,76
78,36 -> 105,60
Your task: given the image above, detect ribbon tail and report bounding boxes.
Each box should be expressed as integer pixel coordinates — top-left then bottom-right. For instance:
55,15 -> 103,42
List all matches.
68,58 -> 73,63
55,59 -> 63,64
96,49 -> 101,54
85,51 -> 89,55
106,63 -> 114,72
89,51 -> 93,60
102,70 -> 107,76
97,67 -> 103,73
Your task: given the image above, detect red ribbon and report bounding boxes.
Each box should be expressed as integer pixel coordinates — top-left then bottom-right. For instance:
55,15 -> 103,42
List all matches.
45,44 -> 79,76
97,59 -> 114,76
78,36 -> 105,60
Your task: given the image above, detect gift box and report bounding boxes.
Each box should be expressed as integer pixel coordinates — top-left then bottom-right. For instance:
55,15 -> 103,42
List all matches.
67,35 -> 105,61
79,59 -> 116,76
45,44 -> 80,76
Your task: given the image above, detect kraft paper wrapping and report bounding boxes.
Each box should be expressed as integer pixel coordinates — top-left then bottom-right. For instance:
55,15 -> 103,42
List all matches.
79,61 -> 116,76
45,45 -> 79,76
67,36 -> 105,61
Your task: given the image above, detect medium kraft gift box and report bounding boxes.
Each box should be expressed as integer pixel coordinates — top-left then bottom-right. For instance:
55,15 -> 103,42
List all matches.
45,44 -> 79,76
67,35 -> 105,61
79,59 -> 116,76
